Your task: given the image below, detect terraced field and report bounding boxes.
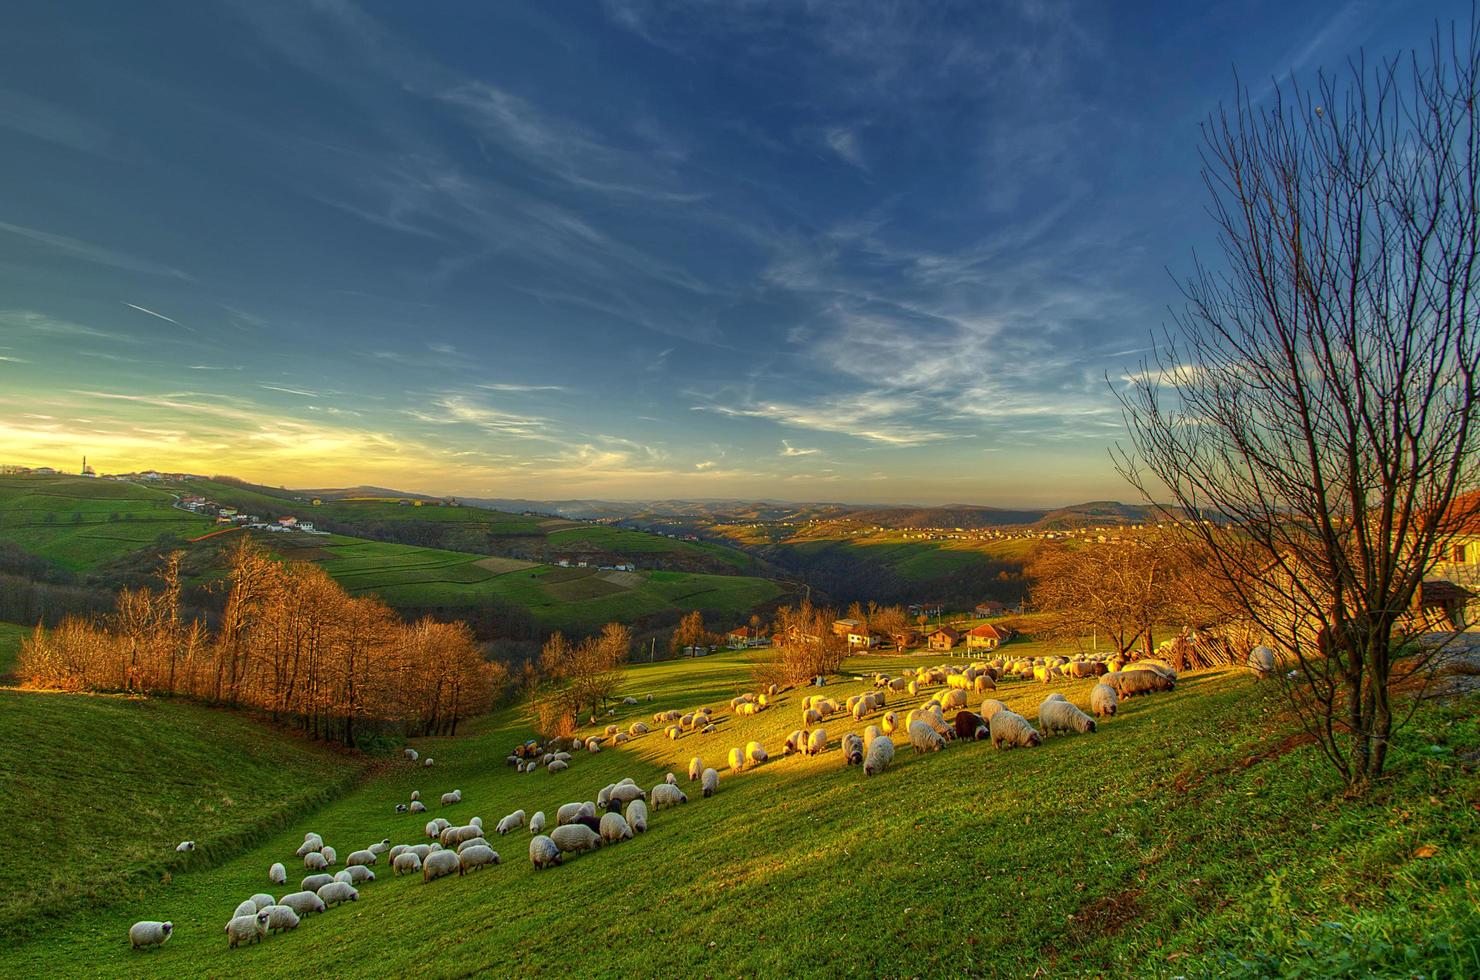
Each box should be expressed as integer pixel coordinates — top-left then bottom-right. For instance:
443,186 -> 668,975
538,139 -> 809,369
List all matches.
0,476 -> 212,570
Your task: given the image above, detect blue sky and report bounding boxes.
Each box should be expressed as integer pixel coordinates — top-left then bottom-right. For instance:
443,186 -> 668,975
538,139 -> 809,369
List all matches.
0,0 -> 1463,504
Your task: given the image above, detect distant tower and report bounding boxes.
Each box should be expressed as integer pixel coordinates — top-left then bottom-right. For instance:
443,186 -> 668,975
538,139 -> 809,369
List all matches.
81,455 -> 96,478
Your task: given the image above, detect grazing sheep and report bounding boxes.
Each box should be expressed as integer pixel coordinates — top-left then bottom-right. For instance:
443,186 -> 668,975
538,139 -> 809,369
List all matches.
664,772 -> 678,785
1038,697 -> 1097,736
548,759 -> 569,773
953,710 -> 989,741
339,864 -> 375,884
864,735 -> 895,776
802,707 -> 823,726
974,674 -> 997,693
979,699 -> 1008,721
422,849 -> 460,883
606,785 -> 645,812
651,784 -> 687,809
688,757 -> 703,781
346,849 -> 377,868
320,845 -> 337,866
410,800 -> 427,814
1114,669 -> 1176,697
840,733 -> 863,765
745,741 -> 769,764
269,863 -> 287,885
728,747 -> 746,772
277,891 -> 325,917
129,921 -> 173,950
456,836 -> 489,853
989,709 -> 1042,750
249,893 -> 275,911
423,757 -> 434,767
1090,683 -> 1118,717
701,767 -> 719,797
300,873 -> 334,893
175,841 -> 195,854
600,811 -> 634,843
317,881 -> 359,906
441,790 -> 462,806
629,722 -> 650,736
863,724 -> 883,752
549,824 -> 603,855
1068,661 -> 1106,679
393,852 -> 423,876
908,720 -> 946,754
783,730 -> 806,755
530,835 -> 563,870
263,905 -> 299,934
232,900 -> 257,919
528,811 -> 546,835
881,711 -> 899,735
940,689 -> 968,712
497,810 -> 527,835
626,799 -> 649,833
407,844 -> 432,860
805,729 -> 828,757
556,801 -> 587,825
410,790 -> 420,801
295,835 -> 323,858
225,910 -> 271,948
303,851 -> 327,871
458,844 -> 500,874
404,748 -> 419,761
1249,646 -> 1276,678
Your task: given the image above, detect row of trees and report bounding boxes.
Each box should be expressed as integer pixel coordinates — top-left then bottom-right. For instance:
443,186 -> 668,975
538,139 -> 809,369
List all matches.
524,623 -> 632,739
18,540 -> 506,745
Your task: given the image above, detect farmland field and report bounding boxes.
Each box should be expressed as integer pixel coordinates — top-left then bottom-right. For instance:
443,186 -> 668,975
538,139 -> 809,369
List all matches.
0,622 -> 31,677
0,476 -> 212,570
3,650 -> 1474,976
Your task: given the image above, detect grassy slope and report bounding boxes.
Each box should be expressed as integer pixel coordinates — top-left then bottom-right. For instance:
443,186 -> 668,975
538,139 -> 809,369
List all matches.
0,691 -> 369,942
720,522 -> 1041,583
0,476 -> 212,571
5,651 -> 1475,976
0,622 -> 30,677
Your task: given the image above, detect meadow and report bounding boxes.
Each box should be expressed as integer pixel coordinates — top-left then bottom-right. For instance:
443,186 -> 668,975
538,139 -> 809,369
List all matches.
0,622 -> 30,677
3,647 -> 1474,976
0,476 -> 212,571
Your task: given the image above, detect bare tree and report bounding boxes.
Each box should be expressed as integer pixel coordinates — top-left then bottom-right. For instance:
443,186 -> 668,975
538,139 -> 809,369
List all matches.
1117,20 -> 1480,793
1028,539 -> 1185,657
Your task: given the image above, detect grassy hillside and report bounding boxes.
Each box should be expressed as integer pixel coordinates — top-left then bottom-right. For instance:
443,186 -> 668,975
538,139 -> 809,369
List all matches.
0,690 -> 369,942
0,476 -> 212,571
0,622 -> 30,677
4,651 -> 1474,975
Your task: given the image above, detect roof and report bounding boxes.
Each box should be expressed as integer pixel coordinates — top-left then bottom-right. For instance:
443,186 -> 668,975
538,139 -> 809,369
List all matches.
1420,579 -> 1477,607
727,626 -> 753,638
834,618 -> 863,627
967,623 -> 1005,639
928,626 -> 962,641
1449,490 -> 1480,534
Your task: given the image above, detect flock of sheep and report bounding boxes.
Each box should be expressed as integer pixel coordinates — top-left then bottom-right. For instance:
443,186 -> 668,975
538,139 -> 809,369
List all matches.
128,647 -> 1196,954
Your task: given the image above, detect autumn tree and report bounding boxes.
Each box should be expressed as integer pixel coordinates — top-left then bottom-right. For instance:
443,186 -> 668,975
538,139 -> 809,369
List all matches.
1028,539 -> 1185,657
763,599 -> 848,685
1117,20 -> 1480,793
670,610 -> 710,656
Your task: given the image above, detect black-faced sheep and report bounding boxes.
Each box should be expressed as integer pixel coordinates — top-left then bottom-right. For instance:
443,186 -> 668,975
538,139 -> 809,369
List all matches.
129,921 -> 172,950
840,732 -> 864,765
530,835 -> 562,869
988,709 -> 1042,749
864,735 -> 895,775
1038,697 -> 1097,736
1090,683 -> 1118,717
908,720 -> 946,754
701,767 -> 719,797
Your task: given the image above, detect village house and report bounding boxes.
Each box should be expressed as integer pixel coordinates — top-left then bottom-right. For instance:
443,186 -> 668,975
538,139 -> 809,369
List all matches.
926,626 -> 961,652
726,626 -> 770,650
831,617 -> 863,638
974,600 -> 1007,618
845,625 -> 881,650
891,629 -> 921,650
966,622 -> 1009,652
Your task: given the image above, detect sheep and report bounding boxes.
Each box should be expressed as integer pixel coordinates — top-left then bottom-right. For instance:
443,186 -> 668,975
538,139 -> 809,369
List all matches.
260,904 -> 299,934
728,747 -> 746,772
321,845 -> 338,866
1113,669 -> 1175,697
404,748 -> 419,762
973,674 -> 997,693
863,734 -> 895,775
989,708 -> 1042,750
746,740 -> 769,764
249,893 -> 275,911
528,811 -> 547,835
302,850 -> 327,871
805,729 -> 828,757
651,784 -> 688,809
1249,645 -> 1276,678
701,723 -> 716,734
888,676 -> 910,692
629,722 -> 650,736
456,837 -> 489,854
277,891 -> 325,916
422,849 -> 461,883
665,772 -> 678,785
701,767 -> 719,797
393,852 -> 423,876
295,835 -> 323,859
953,710 -> 989,741
939,689 -> 968,712
441,790 -> 463,807
1068,660 -> 1106,679
497,810 -> 527,835
407,844 -> 432,860
225,909 -> 271,948
840,732 -> 863,766
300,873 -> 334,893
346,849 -> 377,868
587,738 -> 602,753
175,841 -> 195,854
783,730 -> 806,756
129,921 -> 173,950
687,757 -> 704,782
626,798 -> 649,833
409,800 -> 427,814
863,724 -> 883,752
881,711 -> 899,735
908,720 -> 946,754
980,698 -> 1008,721
606,785 -> 645,812
232,899 -> 258,919
1038,697 -> 1097,736
441,824 -> 483,848
548,759 -> 569,773
458,844 -> 500,874
339,864 -> 375,884
530,835 -> 563,870
600,811 -> 634,843
423,757 -> 435,767
550,824 -> 603,855
317,881 -> 359,906
802,707 -> 823,726
269,862 -> 287,885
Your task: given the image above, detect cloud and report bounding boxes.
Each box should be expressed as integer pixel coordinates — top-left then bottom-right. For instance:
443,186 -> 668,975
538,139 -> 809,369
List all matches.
0,309 -> 130,342
698,394 -> 949,446
694,460 -> 716,470
0,88 -> 112,154
780,440 -> 818,457
123,302 -> 194,331
477,382 -> 566,393
0,220 -> 190,279
823,125 -> 867,170
258,384 -> 323,397
410,394 -> 550,439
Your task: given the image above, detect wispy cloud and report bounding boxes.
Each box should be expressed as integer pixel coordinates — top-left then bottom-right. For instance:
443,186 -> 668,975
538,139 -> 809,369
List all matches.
780,440 -> 818,457
258,384 -> 322,397
478,382 -> 566,393
123,302 -> 194,331
0,220 -> 190,279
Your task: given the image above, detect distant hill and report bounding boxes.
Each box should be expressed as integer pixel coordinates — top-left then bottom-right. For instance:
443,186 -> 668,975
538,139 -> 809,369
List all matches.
1032,501 -> 1157,529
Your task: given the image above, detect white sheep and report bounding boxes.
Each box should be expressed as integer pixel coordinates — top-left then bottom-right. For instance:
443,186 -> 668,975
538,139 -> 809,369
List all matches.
783,730 -> 806,755
175,841 -> 195,853
497,810 -> 527,835
701,767 -> 719,797
863,735 -> 895,776
456,837 -> 489,854
549,824 -> 603,855
908,720 -> 945,754
346,849 -> 377,867
440,790 -> 462,806
393,852 -> 423,876
404,748 -> 419,761
458,844 -> 500,874
410,800 -> 427,814
423,757 -> 434,767
989,708 -> 1042,750
651,784 -> 688,809
269,862 -> 287,885
625,798 -> 648,833
128,921 -> 172,950
548,759 -> 569,773
529,811 -> 547,834
1038,697 -> 1097,736
264,905 -> 300,933
277,891 -> 325,916
979,698 -> 1008,720
232,899 -> 257,919
840,732 -> 863,766
600,811 -> 634,843
805,729 -> 828,757
339,865 -> 375,884
369,838 -> 391,855
300,873 -> 334,893
411,790 -> 421,801
530,835 -> 563,870
881,711 -> 899,735
316,881 -> 359,906
303,851 -> 327,871
745,740 -> 769,764
408,844 -> 432,860
1249,645 -> 1276,678
422,849 -> 460,883
604,785 -> 645,812
249,893 -> 275,911
688,757 -> 703,781
321,845 -> 337,866
225,910 -> 270,948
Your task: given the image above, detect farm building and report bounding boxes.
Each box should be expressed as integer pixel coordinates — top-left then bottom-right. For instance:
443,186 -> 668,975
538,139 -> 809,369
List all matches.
891,629 -> 921,650
926,626 -> 961,652
966,623 -> 1008,651
845,626 -> 881,650
831,617 -> 863,638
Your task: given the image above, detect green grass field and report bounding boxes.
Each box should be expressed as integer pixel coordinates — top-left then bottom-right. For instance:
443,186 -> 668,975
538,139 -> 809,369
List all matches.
0,622 -> 31,677
4,651 -> 1474,976
0,691 -> 369,944
0,476 -> 213,571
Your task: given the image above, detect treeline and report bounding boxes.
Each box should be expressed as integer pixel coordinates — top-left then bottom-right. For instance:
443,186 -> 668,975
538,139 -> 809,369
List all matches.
18,540 -> 507,746
753,542 -> 1029,608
